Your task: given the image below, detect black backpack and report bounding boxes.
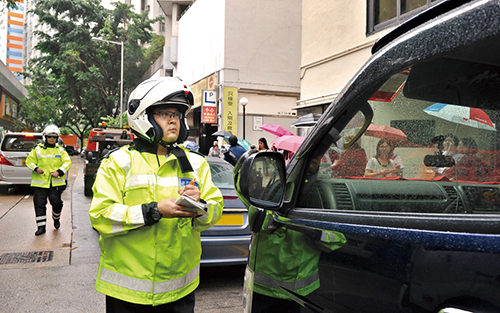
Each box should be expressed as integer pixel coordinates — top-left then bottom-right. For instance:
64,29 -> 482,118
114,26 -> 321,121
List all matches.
224,149 -> 238,166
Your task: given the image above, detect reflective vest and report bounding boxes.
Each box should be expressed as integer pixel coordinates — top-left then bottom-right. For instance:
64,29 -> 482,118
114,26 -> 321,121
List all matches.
89,145 -> 223,305
26,144 -> 71,188
249,211 -> 346,299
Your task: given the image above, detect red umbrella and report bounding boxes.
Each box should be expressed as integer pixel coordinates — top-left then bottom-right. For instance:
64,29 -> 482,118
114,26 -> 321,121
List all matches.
271,135 -> 305,152
260,123 -> 294,137
365,124 -> 407,141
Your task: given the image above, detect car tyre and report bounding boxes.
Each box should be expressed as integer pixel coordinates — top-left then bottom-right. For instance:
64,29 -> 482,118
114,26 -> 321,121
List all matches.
0,186 -> 8,194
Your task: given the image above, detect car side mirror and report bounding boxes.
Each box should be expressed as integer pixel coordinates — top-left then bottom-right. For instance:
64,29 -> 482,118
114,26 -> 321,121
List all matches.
234,152 -> 287,210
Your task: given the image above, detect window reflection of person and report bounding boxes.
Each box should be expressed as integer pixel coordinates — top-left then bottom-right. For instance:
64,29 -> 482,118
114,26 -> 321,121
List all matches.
330,140 -> 367,177
389,141 -> 404,177
434,133 -> 464,176
365,139 -> 398,178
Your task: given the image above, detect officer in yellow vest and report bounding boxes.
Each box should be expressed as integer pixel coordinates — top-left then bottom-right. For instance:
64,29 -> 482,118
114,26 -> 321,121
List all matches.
89,77 -> 223,312
26,124 -> 71,236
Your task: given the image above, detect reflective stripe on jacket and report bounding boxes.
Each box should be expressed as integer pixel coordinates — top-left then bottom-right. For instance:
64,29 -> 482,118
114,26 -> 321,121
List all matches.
89,145 -> 223,305
26,144 -> 71,188
250,211 -> 346,299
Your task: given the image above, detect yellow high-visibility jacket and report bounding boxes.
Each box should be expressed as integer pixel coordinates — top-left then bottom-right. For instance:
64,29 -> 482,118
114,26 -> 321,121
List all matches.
26,143 -> 71,188
89,145 -> 223,306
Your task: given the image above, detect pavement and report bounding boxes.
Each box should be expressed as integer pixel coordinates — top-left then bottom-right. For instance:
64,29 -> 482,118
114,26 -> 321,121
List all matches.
0,156 -> 105,312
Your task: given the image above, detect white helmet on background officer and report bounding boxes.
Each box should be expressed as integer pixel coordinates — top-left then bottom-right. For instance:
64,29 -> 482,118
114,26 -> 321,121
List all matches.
42,124 -> 60,142
127,77 -> 193,148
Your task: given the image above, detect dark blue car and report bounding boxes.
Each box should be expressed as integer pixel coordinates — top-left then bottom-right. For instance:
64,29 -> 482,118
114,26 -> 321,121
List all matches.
236,1 -> 500,312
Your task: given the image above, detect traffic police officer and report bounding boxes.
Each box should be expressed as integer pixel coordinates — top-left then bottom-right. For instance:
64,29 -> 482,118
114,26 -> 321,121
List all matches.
89,77 -> 223,312
26,124 -> 71,236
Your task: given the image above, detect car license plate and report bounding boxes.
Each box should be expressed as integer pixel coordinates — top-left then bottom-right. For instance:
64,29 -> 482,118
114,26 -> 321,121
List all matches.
215,214 -> 243,226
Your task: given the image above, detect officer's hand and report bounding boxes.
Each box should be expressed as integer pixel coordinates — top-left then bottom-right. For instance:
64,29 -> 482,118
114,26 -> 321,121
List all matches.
178,185 -> 201,201
36,168 -> 44,174
50,171 -> 59,177
158,198 -> 198,219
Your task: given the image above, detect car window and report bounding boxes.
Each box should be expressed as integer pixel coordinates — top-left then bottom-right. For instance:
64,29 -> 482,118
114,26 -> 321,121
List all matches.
209,162 -> 234,189
298,50 -> 500,214
1,135 -> 43,152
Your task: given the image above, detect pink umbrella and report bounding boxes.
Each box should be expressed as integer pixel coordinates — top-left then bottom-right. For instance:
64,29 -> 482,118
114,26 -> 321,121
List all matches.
260,123 -> 294,137
271,135 -> 305,152
365,124 -> 407,141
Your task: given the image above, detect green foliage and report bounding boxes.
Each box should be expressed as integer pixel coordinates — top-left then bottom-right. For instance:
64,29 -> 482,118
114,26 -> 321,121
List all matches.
20,0 -> 161,142
3,0 -> 17,10
143,34 -> 165,67
101,112 -> 129,129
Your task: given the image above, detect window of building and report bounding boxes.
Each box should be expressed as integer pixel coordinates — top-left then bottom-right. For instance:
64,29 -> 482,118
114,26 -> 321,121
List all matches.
367,0 -> 444,34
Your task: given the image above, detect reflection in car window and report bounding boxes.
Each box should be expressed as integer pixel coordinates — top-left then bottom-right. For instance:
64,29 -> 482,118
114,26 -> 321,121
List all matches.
299,59 -> 500,214
2,135 -> 43,152
209,163 -> 234,189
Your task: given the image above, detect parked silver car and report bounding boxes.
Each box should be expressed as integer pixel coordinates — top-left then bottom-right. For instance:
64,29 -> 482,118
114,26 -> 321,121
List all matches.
0,132 -> 44,193
200,156 -> 251,266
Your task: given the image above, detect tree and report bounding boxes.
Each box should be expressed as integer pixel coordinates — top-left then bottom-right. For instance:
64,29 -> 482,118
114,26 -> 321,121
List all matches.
3,0 -> 18,10
20,0 -> 162,143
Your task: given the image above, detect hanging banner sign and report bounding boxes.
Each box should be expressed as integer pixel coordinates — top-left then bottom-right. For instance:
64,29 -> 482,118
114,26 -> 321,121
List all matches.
223,87 -> 238,134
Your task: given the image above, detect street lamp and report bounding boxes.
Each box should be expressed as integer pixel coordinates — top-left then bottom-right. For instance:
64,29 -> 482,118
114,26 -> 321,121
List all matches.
239,97 -> 248,140
91,37 -> 124,128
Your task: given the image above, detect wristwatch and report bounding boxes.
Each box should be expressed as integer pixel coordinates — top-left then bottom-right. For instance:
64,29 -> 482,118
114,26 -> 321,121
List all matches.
150,204 -> 163,222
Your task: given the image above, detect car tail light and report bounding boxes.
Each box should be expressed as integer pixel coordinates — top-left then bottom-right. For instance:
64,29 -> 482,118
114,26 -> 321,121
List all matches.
224,196 -> 238,200
0,153 -> 13,166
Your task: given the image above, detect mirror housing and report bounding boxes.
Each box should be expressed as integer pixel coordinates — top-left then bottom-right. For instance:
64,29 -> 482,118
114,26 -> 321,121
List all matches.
234,151 -> 287,211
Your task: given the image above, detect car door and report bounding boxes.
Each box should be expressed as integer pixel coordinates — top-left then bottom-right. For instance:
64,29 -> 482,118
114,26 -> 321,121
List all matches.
240,1 -> 500,312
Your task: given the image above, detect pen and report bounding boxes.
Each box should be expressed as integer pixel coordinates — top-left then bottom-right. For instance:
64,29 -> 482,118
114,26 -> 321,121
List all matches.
188,178 -> 196,186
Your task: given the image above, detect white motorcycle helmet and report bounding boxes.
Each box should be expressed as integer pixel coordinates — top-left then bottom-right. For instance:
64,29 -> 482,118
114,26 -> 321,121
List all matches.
127,77 -> 193,147
42,124 -> 61,142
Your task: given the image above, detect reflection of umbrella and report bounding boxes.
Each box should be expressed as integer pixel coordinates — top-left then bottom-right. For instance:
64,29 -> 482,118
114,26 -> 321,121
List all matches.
271,135 -> 305,152
212,130 -> 233,137
183,140 -> 200,150
365,124 -> 407,141
260,123 -> 294,137
424,103 -> 496,131
291,113 -> 322,128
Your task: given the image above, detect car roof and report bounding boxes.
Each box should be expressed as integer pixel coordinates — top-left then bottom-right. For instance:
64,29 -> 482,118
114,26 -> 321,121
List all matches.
205,156 -> 233,167
4,132 -> 42,136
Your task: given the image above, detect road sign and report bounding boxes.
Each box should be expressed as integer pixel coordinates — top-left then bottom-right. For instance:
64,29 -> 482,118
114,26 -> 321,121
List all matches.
203,90 -> 216,105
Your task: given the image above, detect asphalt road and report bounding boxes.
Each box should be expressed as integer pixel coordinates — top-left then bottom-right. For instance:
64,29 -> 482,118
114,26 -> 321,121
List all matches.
0,156 -> 245,312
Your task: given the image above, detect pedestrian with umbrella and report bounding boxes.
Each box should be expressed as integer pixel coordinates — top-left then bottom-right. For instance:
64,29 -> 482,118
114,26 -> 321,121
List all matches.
208,141 -> 223,159
224,135 -> 246,166
258,137 -> 271,152
364,138 -> 399,178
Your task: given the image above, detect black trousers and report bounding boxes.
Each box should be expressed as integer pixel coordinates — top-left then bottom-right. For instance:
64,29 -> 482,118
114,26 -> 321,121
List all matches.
106,292 -> 195,313
33,186 -> 63,227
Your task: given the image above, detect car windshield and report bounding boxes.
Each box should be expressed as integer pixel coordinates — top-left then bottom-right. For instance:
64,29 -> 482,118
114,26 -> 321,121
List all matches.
2,135 -> 43,152
208,161 -> 235,189
298,37 -> 500,214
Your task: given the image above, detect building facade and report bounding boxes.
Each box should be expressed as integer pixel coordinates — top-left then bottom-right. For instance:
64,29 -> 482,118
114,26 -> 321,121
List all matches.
157,0 -> 301,153
295,0 -> 445,136
0,0 -> 24,82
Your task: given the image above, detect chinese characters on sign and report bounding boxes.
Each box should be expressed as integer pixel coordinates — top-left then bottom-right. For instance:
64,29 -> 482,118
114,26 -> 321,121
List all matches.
202,106 -> 217,124
223,87 -> 238,134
